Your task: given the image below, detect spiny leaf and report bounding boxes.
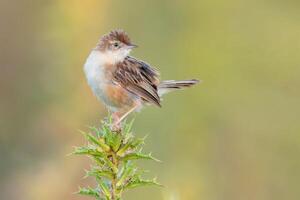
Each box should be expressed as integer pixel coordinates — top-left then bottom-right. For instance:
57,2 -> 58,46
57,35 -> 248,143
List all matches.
105,114 -> 113,125
122,152 -> 161,162
116,141 -> 133,157
105,131 -> 122,152
93,157 -> 105,167
99,181 -> 111,198
130,137 -> 146,149
113,135 -> 122,152
123,119 -> 135,135
80,131 -> 110,152
116,162 -> 135,187
101,123 -> 112,136
88,126 -> 102,138
72,146 -> 105,157
86,168 -> 114,180
123,178 -> 163,190
132,168 -> 150,180
117,137 -> 145,156
77,186 -> 99,198
74,146 -> 118,173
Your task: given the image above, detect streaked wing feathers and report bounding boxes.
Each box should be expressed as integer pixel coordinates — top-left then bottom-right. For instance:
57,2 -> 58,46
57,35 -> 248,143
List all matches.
113,56 -> 161,106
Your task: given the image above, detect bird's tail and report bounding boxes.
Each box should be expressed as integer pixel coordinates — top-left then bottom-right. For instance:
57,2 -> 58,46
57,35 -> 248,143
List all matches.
158,79 -> 200,96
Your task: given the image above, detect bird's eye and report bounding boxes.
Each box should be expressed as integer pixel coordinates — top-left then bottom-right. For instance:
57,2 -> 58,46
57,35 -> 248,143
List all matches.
113,42 -> 119,47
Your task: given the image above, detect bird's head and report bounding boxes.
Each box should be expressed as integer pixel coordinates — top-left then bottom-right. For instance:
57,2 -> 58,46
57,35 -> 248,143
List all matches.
96,29 -> 137,63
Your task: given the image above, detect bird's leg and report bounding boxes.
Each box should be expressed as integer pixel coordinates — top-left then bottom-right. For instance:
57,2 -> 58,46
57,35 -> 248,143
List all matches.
114,104 -> 139,127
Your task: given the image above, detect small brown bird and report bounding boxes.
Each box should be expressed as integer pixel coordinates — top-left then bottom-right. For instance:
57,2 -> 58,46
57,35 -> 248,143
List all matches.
84,29 -> 199,128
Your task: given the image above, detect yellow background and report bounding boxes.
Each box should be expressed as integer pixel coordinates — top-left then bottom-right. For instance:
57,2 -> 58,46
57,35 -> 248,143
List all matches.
0,0 -> 299,199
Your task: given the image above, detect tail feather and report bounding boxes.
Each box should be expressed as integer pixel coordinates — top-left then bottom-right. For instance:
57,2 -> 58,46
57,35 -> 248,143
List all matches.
158,79 -> 200,96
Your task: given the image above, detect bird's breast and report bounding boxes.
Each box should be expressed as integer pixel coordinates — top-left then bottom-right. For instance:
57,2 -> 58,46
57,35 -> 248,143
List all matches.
84,51 -> 135,111
84,51 -> 113,103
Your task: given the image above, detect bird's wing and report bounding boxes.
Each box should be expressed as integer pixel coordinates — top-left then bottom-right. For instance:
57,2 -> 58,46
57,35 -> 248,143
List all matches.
113,56 -> 161,107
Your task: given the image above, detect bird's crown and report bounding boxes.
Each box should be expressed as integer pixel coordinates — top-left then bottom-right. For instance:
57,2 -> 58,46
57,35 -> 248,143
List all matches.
98,29 -> 131,49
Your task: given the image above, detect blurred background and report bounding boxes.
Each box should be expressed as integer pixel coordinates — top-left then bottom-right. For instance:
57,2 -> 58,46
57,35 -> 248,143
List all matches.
1,0 -> 300,199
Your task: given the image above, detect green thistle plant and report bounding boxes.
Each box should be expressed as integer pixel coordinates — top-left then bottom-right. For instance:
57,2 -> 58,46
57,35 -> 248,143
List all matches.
72,118 -> 162,200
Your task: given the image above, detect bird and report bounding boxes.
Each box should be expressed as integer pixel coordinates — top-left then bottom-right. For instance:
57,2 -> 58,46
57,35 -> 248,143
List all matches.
84,29 -> 200,129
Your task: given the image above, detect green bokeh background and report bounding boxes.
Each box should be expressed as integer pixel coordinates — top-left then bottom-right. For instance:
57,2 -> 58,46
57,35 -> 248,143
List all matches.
1,0 -> 299,199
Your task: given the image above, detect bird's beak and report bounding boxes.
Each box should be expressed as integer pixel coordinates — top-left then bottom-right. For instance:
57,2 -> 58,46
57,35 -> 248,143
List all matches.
127,43 -> 138,49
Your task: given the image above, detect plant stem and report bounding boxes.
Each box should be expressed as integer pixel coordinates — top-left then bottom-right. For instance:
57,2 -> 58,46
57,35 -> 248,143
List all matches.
111,151 -> 119,200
